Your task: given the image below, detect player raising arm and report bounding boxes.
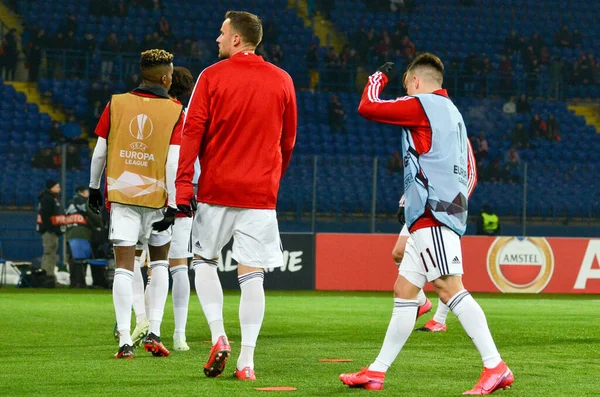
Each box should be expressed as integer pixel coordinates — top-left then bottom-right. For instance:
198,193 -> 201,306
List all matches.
340,54 -> 512,395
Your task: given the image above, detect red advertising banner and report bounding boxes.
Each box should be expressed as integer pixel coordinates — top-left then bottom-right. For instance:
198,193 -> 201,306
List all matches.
316,234 -> 600,294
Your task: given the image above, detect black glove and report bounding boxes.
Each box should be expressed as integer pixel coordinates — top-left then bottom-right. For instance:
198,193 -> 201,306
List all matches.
396,206 -> 405,225
177,197 -> 197,218
152,207 -> 177,232
88,188 -> 103,215
378,62 -> 395,77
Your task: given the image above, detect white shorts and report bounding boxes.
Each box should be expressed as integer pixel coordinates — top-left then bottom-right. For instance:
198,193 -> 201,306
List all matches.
399,225 -> 463,288
169,216 -> 193,259
399,224 -> 410,237
109,203 -> 172,247
191,203 -> 283,269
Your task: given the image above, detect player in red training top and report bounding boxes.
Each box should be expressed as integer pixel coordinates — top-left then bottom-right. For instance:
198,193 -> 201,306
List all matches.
339,54 -> 513,395
175,11 -> 297,381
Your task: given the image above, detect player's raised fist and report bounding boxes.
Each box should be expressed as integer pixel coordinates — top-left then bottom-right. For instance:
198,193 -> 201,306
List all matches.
377,62 -> 394,77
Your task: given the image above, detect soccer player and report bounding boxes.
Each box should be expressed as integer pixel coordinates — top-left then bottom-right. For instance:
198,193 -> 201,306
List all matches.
176,11 -> 297,380
167,66 -> 195,351
89,49 -> 184,359
339,54 -> 513,394
395,132 -> 477,333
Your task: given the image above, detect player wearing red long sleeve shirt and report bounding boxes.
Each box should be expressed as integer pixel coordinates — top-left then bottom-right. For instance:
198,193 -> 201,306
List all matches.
175,11 -> 297,381
340,55 -> 512,395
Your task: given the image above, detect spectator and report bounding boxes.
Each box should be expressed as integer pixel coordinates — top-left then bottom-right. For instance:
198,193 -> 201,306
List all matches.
60,13 -> 77,35
328,94 -> 346,133
498,55 -> 514,95
66,145 -> 81,170
1,28 -> 19,81
480,56 -> 493,96
86,100 -> 104,132
120,33 -> 138,53
526,58 -> 541,93
391,21 -> 409,47
36,179 -> 65,287
488,158 -> 504,183
503,30 -> 520,56
502,96 -> 517,114
503,147 -> 521,183
376,29 -> 392,63
547,56 -> 564,99
529,114 -> 547,139
398,35 -> 416,61
100,32 -> 120,81
31,147 -> 54,168
511,123 -> 529,148
62,115 -> 84,143
354,27 -> 370,65
27,28 -> 47,82
262,20 -> 279,44
546,114 -> 561,141
141,33 -> 153,51
189,40 -> 203,58
306,44 -> 319,90
269,44 -> 284,65
572,29 -> 583,49
475,131 -> 489,160
516,93 -> 531,113
80,32 -> 97,53
52,146 -> 63,168
529,32 -> 545,57
554,25 -> 572,48
387,150 -> 403,175
48,120 -> 65,143
125,72 -> 141,90
157,15 -> 172,40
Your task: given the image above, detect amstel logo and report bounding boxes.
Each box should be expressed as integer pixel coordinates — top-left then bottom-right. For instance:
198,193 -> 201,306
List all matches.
487,237 -> 554,293
129,113 -> 154,140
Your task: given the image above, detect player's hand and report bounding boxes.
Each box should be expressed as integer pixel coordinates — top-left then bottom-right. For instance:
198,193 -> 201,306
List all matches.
177,197 -> 197,218
396,206 -> 405,225
378,62 -> 395,77
152,207 -> 177,232
88,188 -> 103,215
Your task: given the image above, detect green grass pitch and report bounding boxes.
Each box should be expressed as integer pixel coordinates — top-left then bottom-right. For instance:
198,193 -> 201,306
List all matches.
0,290 -> 598,396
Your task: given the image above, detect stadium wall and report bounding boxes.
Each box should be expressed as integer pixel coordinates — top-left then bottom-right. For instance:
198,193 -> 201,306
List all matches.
315,234 -> 600,294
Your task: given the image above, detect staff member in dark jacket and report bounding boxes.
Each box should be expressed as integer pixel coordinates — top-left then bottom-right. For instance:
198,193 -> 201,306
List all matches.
37,179 -> 65,285
65,186 -> 104,288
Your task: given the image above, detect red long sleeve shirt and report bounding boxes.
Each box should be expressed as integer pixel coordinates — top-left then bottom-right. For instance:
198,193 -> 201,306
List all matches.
359,72 -> 478,233
176,52 -> 297,210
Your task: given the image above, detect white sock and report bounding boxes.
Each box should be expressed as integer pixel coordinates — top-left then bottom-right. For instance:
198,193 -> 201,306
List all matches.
237,271 -> 265,370
193,259 -> 226,344
433,298 -> 450,324
368,299 -> 418,373
132,256 -> 146,324
171,264 -> 190,340
417,290 -> 427,306
147,260 -> 169,337
448,290 -> 502,368
113,268 -> 134,347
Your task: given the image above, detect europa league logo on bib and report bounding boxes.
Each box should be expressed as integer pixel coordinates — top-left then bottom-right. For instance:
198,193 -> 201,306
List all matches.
129,113 -> 154,140
487,237 -> 554,293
